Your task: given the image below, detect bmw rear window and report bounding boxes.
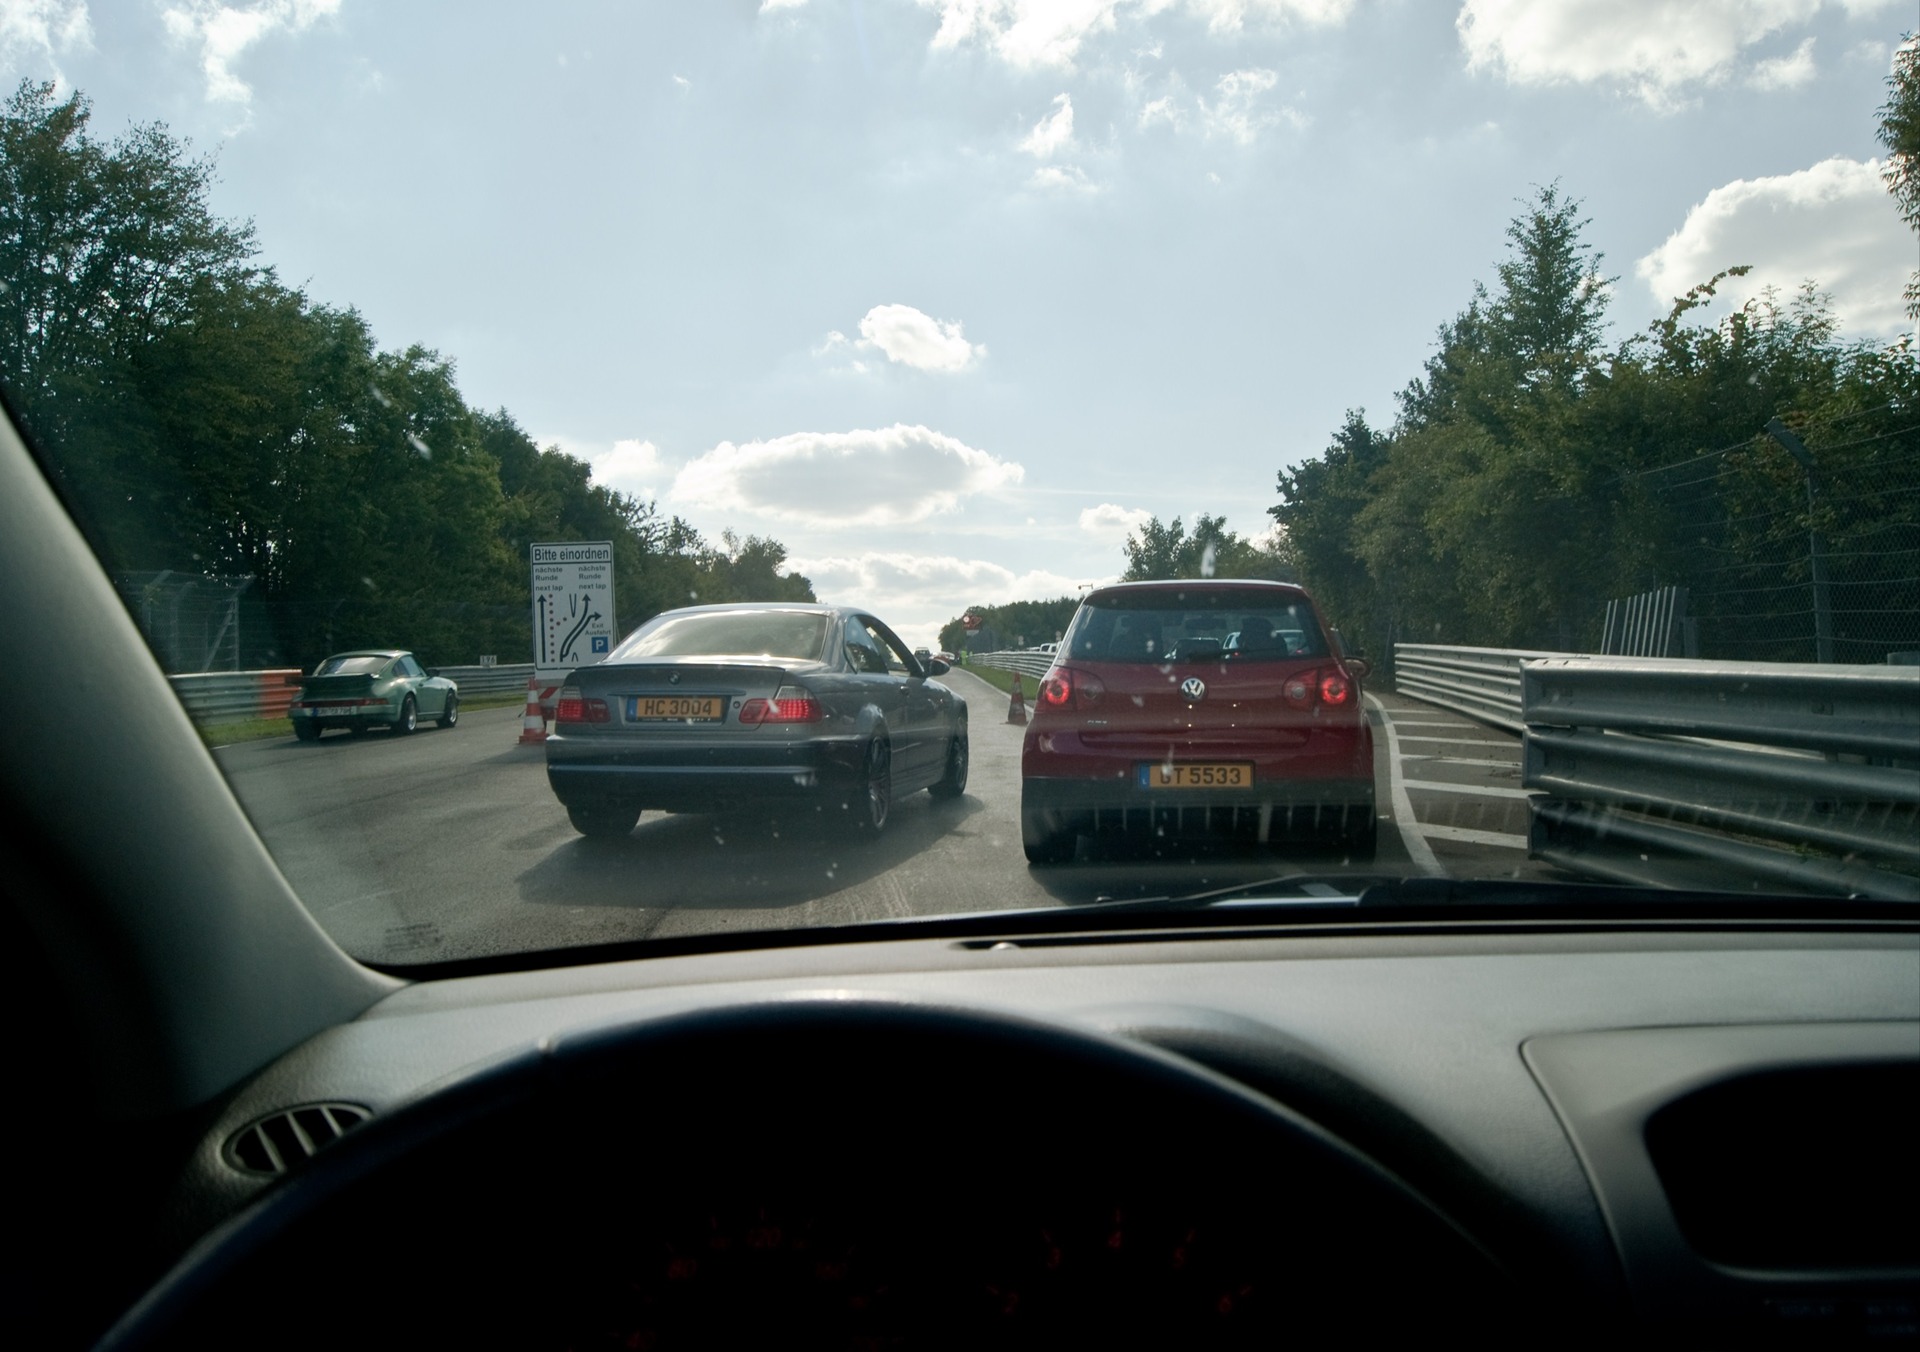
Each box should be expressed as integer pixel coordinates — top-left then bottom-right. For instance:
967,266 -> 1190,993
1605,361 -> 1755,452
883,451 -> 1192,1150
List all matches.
612,611 -> 832,662
1064,594 -> 1329,664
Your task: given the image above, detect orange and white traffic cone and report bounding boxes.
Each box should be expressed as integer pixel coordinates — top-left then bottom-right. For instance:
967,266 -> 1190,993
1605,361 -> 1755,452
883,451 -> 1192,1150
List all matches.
1006,672 -> 1029,726
517,676 -> 548,745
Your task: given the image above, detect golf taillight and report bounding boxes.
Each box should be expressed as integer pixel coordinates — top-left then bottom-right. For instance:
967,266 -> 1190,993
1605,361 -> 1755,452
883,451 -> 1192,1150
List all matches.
739,685 -> 823,725
555,687 -> 609,724
1039,667 -> 1103,712
1284,667 -> 1352,710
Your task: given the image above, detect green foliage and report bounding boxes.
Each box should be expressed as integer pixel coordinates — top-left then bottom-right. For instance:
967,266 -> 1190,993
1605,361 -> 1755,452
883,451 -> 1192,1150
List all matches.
0,81 -> 811,670
1273,184 -> 1920,661
939,597 -> 1081,655
1119,513 -> 1295,583
1880,35 -> 1920,317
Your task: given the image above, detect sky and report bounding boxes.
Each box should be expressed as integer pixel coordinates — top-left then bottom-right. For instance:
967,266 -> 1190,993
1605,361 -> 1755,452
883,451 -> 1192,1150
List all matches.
4,0 -> 1916,647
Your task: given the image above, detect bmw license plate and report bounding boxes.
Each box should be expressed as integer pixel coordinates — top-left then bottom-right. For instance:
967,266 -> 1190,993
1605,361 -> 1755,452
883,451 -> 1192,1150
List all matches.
1140,762 -> 1253,789
629,696 -> 724,721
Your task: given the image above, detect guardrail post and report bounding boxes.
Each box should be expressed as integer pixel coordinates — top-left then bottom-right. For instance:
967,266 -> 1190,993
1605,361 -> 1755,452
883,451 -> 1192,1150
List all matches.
1765,418 -> 1833,663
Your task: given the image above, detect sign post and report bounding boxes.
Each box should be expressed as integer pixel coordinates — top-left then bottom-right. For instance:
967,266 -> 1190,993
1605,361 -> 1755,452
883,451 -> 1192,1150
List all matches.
531,541 -> 616,706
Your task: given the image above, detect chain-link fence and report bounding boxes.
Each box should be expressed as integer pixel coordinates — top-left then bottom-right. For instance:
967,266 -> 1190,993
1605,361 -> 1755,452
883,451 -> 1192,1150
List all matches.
115,572 -> 257,673
1619,412 -> 1920,664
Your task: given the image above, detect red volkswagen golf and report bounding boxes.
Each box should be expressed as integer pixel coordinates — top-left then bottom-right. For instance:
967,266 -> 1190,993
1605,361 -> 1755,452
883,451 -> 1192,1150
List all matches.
1021,581 -> 1376,864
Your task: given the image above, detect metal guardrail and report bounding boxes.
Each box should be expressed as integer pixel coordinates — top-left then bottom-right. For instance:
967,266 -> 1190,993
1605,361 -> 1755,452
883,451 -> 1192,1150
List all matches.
1521,659 -> 1920,900
431,663 -> 535,695
1391,644 -> 1920,898
969,650 -> 1056,680
1391,643 -> 1569,735
169,670 -> 302,723
169,662 -> 535,723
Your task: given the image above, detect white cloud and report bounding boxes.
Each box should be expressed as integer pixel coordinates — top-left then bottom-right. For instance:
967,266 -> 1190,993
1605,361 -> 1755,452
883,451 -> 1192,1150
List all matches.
1636,157 -> 1914,336
1078,502 -> 1153,536
1457,0 -> 1832,108
588,438 -> 667,499
1029,162 -> 1099,192
1749,36 -> 1816,89
856,303 -> 984,372
1200,67 -> 1291,142
160,0 -> 340,106
792,551 -> 1086,648
1137,67 -> 1299,142
672,424 -> 1024,528
0,0 -> 91,81
914,0 -> 1352,71
760,0 -> 809,11
1020,92 -> 1075,157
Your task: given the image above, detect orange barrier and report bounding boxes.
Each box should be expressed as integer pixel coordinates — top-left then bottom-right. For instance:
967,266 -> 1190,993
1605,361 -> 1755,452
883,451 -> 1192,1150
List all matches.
1006,673 -> 1029,725
258,669 -> 302,719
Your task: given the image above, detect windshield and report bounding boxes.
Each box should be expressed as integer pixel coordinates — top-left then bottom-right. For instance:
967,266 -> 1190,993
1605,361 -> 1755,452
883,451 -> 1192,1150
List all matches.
611,611 -> 832,663
3,4 -> 1915,964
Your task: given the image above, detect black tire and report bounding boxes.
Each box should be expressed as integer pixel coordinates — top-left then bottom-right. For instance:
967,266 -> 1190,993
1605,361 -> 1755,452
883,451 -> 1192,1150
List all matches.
1022,807 -> 1075,865
567,803 -> 639,838
293,720 -> 321,742
846,738 -> 891,836
437,693 -> 459,729
928,727 -> 968,801
392,695 -> 417,735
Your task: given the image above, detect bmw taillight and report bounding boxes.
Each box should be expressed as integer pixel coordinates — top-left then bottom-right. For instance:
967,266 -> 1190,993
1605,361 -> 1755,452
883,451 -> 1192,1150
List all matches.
739,684 -> 823,725
555,687 -> 609,724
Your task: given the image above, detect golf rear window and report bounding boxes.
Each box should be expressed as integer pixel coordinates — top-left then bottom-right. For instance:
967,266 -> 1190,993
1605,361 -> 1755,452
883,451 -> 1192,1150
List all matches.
1064,594 -> 1329,663
613,612 -> 831,662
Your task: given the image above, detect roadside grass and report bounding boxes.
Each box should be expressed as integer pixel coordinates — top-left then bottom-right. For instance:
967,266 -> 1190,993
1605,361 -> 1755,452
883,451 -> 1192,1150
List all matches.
956,664 -> 1039,697
197,691 -> 529,748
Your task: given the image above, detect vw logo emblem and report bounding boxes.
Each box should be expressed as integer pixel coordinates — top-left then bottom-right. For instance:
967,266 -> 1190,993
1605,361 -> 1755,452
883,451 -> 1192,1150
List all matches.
1180,676 -> 1207,702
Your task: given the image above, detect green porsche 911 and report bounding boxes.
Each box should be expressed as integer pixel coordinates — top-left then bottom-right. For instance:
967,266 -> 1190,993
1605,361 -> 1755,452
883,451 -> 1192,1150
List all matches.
288,650 -> 459,741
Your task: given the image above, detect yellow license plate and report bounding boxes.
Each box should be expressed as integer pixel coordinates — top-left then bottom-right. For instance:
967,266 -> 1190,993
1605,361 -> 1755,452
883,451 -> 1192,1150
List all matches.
1141,762 -> 1253,789
629,696 -> 725,721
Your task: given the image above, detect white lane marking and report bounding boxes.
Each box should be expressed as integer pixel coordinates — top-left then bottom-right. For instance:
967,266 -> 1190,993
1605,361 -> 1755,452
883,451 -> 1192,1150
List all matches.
1365,693 -> 1443,877
1417,824 -> 1529,849
1401,754 -> 1521,770
1395,734 -> 1514,747
1383,720 -> 1482,729
1403,779 -> 1533,799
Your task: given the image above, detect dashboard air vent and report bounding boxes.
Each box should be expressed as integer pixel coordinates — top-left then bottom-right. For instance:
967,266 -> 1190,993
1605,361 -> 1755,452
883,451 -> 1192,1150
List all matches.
224,1103 -> 371,1177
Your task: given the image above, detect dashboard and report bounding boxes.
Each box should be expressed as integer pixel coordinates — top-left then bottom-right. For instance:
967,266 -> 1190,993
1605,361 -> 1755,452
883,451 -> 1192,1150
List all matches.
107,922 -> 1919,1350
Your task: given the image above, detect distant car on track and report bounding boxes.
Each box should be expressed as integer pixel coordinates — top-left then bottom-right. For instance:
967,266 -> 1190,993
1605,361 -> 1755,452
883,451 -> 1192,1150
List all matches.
546,603 -> 969,839
1020,580 -> 1375,864
288,650 -> 459,741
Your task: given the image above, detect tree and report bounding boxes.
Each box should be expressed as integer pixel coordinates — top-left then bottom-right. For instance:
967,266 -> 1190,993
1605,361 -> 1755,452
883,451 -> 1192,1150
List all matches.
1272,410 -> 1388,648
0,79 -> 818,670
1120,513 -> 1293,582
1879,35 -> 1920,318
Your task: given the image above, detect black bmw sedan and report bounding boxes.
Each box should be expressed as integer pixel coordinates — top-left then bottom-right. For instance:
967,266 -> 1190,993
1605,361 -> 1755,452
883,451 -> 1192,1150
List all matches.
546,603 -> 969,838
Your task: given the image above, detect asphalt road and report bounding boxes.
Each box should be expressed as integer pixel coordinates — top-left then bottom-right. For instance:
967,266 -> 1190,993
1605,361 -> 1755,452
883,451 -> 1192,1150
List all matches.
215,669 -> 1567,965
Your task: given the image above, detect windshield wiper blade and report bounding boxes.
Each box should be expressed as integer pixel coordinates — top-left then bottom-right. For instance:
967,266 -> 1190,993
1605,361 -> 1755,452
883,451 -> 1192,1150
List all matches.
1076,874 -> 1384,914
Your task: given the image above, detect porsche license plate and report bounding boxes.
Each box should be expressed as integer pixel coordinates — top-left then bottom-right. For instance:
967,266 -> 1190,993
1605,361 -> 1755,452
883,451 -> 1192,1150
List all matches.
1140,762 -> 1253,789
629,696 -> 725,721
313,705 -> 356,718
